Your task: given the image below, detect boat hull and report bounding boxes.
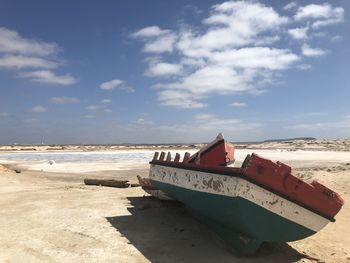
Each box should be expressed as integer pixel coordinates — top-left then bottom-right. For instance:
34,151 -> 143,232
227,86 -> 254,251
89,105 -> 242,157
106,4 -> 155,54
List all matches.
149,164 -> 330,255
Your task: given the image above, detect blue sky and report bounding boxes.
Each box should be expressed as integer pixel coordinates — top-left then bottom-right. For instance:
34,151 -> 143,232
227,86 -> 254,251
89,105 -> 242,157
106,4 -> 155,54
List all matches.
0,0 -> 349,144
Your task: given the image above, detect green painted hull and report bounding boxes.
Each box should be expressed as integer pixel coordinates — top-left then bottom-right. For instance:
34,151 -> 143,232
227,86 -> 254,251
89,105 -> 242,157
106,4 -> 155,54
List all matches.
151,180 -> 316,255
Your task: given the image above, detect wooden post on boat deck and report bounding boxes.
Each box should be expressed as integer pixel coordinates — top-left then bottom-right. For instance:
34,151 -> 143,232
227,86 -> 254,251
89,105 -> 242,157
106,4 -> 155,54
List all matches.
174,153 -> 180,162
153,152 -> 159,161
183,152 -> 191,162
159,152 -> 166,161
166,152 -> 172,161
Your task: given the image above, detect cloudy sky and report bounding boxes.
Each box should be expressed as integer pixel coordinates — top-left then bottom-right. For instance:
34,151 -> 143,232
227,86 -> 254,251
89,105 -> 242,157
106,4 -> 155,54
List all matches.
0,0 -> 349,144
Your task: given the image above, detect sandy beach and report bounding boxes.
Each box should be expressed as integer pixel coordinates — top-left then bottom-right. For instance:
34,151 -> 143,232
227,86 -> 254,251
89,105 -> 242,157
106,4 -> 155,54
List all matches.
1,143 -> 350,263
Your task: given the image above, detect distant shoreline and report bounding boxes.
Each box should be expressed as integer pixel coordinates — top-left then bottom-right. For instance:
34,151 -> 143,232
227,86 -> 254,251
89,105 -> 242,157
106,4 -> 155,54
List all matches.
1,138 -> 350,152
0,136 -> 317,147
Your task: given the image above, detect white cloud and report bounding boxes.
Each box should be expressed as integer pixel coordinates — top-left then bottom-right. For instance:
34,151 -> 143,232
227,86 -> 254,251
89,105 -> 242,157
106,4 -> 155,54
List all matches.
50,96 -> 80,104
19,70 -> 78,85
295,3 -> 342,20
131,26 -> 170,38
146,61 -> 183,76
100,79 -> 134,92
0,27 -> 77,87
294,3 -> 344,28
0,27 -> 58,56
197,1 -> 288,50
0,55 -> 58,69
101,99 -> 112,104
157,89 -> 207,109
205,1 -> 289,26
312,18 -> 342,29
132,26 -> 177,54
231,102 -> 247,107
100,79 -> 123,90
284,2 -> 298,11
288,27 -> 308,40
131,1 -> 344,109
154,59 -> 293,104
0,112 -> 8,118
302,44 -> 327,57
143,33 -> 177,53
167,65 -> 251,95
295,4 -> 331,20
31,105 -> 47,113
209,48 -> 299,70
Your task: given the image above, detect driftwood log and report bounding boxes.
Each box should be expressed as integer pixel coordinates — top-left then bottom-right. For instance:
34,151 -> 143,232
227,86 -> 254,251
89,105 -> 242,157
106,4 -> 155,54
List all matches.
84,179 -> 130,188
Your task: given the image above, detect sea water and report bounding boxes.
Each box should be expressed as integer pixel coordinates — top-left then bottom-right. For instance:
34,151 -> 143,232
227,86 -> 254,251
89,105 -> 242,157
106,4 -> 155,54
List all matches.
1,149 -> 350,164
0,150 -> 197,164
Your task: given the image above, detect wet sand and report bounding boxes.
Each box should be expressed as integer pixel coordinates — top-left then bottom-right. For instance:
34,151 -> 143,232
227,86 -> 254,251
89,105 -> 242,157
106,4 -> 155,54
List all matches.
0,150 -> 350,262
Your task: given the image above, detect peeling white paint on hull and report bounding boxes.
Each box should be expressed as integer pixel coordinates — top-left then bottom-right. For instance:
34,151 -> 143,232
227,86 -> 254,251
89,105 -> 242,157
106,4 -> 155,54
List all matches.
149,164 -> 330,233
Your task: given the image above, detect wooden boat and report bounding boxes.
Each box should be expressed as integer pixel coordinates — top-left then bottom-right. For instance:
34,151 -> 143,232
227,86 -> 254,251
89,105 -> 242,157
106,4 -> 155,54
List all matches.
146,134 -> 344,255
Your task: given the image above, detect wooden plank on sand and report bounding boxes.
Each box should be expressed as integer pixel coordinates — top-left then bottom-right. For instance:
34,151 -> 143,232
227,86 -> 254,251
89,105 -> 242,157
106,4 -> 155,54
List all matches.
84,178 -> 130,188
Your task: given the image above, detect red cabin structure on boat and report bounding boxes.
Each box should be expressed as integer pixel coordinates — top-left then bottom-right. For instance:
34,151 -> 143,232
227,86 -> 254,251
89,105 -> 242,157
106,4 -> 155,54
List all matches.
243,153 -> 344,219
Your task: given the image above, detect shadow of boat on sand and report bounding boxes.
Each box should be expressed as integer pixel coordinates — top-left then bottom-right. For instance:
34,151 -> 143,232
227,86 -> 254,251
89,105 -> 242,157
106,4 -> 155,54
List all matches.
106,196 -> 309,263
